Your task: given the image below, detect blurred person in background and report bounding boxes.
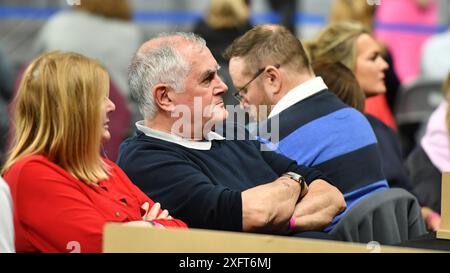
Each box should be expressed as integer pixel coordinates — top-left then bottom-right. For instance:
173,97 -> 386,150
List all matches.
193,0 -> 252,108
1,51 -> 186,253
268,0 -> 297,35
193,0 -> 252,66
306,22 -> 391,127
0,45 -> 15,165
329,0 -> 401,121
33,0 -> 141,99
406,72 -> 450,231
421,4 -> 450,80
32,0 -> 141,160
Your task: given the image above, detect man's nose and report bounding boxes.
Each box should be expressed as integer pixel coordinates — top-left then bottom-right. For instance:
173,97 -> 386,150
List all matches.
240,99 -> 249,110
215,77 -> 228,94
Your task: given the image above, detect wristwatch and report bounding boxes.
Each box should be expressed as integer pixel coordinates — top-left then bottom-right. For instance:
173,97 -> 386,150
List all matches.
283,172 -> 306,197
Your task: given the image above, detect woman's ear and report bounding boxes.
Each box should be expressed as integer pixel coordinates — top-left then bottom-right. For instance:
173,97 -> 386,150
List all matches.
153,84 -> 175,112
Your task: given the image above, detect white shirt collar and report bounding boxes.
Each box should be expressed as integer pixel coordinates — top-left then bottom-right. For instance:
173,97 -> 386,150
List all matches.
135,120 -> 225,150
268,77 -> 328,118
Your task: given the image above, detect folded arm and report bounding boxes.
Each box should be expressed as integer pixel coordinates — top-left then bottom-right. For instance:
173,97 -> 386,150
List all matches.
241,176 -> 300,233
291,179 -> 346,232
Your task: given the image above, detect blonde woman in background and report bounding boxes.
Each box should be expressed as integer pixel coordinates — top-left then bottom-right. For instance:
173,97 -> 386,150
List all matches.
306,22 -> 388,99
307,23 -> 441,231
328,0 -> 400,131
2,52 -> 186,253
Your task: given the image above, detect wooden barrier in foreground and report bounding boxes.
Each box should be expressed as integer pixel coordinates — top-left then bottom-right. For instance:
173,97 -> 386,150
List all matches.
438,172 -> 450,240
103,223 -> 436,253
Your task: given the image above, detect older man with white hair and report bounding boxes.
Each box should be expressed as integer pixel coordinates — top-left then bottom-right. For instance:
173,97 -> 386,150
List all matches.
117,32 -> 345,237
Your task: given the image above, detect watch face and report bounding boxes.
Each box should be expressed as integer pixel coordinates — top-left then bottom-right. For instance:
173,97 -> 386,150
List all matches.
284,172 -> 306,198
285,172 -> 302,182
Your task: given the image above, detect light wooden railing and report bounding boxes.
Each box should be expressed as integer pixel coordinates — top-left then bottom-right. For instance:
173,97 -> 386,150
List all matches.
437,172 -> 450,240
103,224 -> 435,253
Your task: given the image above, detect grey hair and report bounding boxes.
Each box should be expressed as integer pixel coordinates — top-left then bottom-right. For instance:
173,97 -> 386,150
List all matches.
128,32 -> 206,120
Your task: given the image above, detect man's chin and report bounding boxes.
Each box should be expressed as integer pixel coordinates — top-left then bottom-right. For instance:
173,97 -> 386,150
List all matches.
248,111 -> 258,123
250,109 -> 268,123
208,110 -> 229,127
213,109 -> 229,122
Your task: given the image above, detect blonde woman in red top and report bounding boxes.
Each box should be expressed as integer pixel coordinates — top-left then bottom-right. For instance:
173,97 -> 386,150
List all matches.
1,51 -> 187,253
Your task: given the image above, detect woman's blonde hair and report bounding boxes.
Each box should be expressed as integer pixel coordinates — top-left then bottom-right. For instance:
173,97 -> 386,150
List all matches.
305,21 -> 368,72
76,0 -> 132,21
206,0 -> 250,29
329,0 -> 376,31
313,61 -> 366,112
2,51 -> 110,184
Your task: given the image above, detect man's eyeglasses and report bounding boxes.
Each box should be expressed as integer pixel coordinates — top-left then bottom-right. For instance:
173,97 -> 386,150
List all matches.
233,64 -> 280,102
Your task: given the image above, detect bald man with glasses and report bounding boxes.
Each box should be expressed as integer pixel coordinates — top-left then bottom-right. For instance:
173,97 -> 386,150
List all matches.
225,24 -> 390,231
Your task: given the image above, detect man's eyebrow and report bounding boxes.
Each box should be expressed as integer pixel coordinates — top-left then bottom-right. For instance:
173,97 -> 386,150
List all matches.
199,65 -> 221,82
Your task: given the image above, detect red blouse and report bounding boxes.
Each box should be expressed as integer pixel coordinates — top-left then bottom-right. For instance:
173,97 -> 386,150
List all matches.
3,155 -> 187,253
365,94 -> 398,131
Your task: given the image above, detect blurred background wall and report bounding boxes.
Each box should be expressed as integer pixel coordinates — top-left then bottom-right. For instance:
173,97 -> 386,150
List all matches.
1,0 -> 447,71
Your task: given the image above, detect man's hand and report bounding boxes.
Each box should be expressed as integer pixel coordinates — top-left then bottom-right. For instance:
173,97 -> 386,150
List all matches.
291,179 -> 346,232
242,176 -> 301,233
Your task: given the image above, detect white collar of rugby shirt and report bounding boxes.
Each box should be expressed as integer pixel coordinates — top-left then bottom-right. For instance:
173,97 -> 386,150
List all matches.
135,120 -> 225,150
268,76 -> 328,119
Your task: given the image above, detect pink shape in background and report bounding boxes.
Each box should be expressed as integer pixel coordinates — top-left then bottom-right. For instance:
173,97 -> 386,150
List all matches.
375,0 -> 438,84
